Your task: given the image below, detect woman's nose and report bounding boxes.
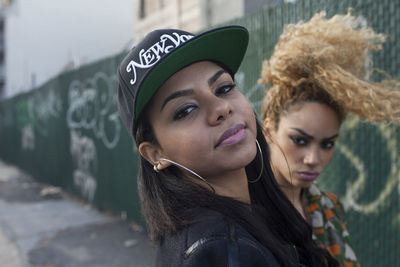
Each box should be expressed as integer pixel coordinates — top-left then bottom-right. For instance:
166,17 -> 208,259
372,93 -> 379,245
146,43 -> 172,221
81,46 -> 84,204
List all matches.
304,147 -> 321,166
207,96 -> 232,125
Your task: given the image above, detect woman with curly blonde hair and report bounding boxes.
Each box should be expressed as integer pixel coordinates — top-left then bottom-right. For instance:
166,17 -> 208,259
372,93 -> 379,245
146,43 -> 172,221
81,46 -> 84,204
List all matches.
259,11 -> 400,267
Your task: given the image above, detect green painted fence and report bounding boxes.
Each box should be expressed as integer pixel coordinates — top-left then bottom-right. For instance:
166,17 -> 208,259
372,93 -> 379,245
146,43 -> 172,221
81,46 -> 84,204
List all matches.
0,0 -> 399,266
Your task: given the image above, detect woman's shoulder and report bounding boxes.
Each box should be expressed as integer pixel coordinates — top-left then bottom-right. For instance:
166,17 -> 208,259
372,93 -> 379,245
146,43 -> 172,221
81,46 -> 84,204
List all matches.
303,184 -> 348,236
304,186 -> 360,265
156,208 -> 281,267
305,184 -> 344,211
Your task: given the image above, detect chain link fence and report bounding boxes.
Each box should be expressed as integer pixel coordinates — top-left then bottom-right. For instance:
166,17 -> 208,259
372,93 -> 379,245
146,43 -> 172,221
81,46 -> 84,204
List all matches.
0,0 -> 398,265
232,1 -> 400,266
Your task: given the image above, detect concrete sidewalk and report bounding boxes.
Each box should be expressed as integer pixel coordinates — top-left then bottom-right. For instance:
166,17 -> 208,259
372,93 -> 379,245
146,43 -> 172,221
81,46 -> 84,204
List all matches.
0,160 -> 156,267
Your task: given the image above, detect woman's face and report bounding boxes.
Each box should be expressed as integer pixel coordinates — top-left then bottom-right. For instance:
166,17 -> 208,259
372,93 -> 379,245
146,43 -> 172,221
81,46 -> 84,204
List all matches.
141,61 -> 257,182
264,102 -> 340,190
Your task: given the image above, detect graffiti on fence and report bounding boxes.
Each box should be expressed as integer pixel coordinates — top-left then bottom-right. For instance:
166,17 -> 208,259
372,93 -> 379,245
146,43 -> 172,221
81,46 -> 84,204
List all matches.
15,98 -> 32,129
70,130 -> 97,201
21,124 -> 35,150
15,89 -> 63,145
33,89 -> 63,128
66,72 -> 121,149
340,120 -> 399,214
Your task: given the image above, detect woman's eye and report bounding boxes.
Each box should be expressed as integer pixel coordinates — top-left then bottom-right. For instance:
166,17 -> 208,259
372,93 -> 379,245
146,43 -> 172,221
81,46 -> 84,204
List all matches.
321,140 -> 335,149
173,105 -> 196,120
215,83 -> 235,96
290,136 -> 307,146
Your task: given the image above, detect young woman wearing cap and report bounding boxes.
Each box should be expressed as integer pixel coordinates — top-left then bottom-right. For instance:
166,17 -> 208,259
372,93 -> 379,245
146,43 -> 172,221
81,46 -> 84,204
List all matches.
118,26 -> 338,266
259,12 -> 400,267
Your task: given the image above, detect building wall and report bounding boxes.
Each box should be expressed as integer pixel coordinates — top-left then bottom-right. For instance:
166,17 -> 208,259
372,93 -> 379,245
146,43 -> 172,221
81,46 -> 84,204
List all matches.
134,0 -> 201,41
134,0 -> 179,41
0,0 -> 11,98
134,0 -> 244,42
203,0 -> 243,27
0,15 -> 5,98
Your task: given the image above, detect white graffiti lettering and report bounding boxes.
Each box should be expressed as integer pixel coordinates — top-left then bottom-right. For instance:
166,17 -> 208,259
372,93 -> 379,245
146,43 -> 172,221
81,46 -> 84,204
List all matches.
66,72 -> 121,149
21,124 -> 35,150
70,130 -> 97,202
341,122 -> 399,214
73,169 -> 97,202
33,89 -> 63,124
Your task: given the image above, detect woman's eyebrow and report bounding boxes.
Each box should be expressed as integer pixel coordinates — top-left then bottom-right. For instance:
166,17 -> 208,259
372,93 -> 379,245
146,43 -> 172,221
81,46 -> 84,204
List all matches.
161,89 -> 194,111
208,69 -> 227,86
324,134 -> 339,140
291,127 -> 339,140
160,69 -> 228,111
291,128 -> 314,139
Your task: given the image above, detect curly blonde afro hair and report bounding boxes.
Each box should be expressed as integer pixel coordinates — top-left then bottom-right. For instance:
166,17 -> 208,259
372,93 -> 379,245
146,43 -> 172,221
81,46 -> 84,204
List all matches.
259,11 -> 400,128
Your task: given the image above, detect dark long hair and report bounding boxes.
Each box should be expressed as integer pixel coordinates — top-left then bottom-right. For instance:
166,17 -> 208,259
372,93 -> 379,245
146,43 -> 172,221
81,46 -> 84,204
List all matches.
135,115 -> 338,267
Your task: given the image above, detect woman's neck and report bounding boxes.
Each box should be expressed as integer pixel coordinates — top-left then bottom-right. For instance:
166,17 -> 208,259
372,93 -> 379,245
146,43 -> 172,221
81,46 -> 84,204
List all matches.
208,168 -> 251,204
280,185 -> 305,218
271,165 -> 305,218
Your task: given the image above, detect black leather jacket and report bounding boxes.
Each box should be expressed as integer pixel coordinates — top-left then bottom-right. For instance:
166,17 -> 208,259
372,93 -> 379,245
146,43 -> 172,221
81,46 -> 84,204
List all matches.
155,209 -> 294,267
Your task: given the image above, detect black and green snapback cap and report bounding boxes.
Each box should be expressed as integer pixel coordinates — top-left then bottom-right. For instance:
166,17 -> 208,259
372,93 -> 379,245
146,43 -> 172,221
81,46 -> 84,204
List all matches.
117,25 -> 249,140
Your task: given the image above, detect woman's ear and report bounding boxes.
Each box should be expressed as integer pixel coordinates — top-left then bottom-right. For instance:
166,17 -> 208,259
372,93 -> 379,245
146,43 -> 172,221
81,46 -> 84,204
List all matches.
139,141 -> 161,166
263,118 -> 273,144
138,142 -> 171,171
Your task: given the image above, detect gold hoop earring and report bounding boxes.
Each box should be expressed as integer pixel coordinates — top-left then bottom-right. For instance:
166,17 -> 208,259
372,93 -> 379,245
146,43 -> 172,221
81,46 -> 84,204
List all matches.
153,163 -> 160,172
158,158 -> 216,194
248,139 -> 264,183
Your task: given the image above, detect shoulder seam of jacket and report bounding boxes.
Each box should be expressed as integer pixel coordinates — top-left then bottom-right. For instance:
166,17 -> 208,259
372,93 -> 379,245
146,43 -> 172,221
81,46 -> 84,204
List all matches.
183,234 -> 227,259
237,237 -> 277,262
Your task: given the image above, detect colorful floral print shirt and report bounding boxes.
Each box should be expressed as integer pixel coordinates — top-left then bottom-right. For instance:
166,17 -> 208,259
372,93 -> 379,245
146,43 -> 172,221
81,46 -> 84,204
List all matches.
303,184 -> 361,267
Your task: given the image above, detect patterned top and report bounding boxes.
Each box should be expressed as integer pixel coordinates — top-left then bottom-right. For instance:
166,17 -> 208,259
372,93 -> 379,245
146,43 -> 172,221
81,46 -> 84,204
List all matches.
303,184 -> 361,267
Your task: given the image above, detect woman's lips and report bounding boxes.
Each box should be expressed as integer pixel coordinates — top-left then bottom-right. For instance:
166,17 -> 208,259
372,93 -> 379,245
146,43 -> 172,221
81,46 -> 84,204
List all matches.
216,124 -> 246,148
298,171 -> 319,181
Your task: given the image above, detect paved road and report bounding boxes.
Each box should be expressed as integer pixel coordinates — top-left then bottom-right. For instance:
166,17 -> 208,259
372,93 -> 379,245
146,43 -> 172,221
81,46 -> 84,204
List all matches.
0,160 -> 156,267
